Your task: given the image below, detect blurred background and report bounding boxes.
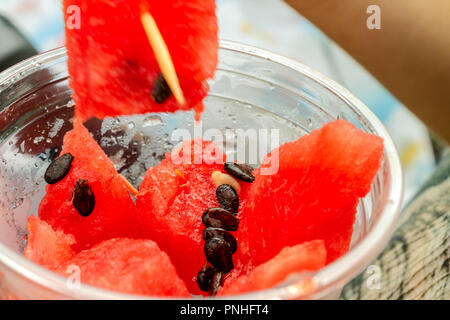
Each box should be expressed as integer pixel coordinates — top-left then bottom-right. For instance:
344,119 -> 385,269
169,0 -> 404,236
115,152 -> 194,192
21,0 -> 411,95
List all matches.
0,0 -> 437,205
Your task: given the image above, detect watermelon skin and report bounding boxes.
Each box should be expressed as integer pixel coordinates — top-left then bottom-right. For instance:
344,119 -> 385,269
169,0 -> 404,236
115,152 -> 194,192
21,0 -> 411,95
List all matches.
219,240 -> 326,296
55,238 -> 189,297
63,0 -> 218,121
24,216 -> 76,269
38,121 -> 139,251
239,120 -> 384,266
136,139 -> 252,294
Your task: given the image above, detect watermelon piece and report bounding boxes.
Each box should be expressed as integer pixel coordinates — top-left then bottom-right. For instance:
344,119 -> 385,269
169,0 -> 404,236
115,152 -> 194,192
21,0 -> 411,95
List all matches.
218,240 -> 326,296
55,238 -> 189,297
38,121 -> 139,251
239,120 -> 384,266
24,216 -> 188,296
63,0 -> 218,121
136,139 -> 252,294
24,216 -> 76,269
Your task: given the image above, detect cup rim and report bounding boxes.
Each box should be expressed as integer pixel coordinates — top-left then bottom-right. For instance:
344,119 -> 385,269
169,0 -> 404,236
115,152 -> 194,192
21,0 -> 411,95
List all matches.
0,40 -> 403,299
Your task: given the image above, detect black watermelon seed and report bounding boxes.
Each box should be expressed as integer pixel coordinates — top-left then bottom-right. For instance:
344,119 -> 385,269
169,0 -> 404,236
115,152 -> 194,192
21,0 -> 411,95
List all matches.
204,237 -> 234,273
73,179 -> 95,217
203,227 -> 237,254
216,184 -> 239,213
208,271 -> 223,296
151,73 -> 172,103
202,207 -> 239,231
224,162 -> 255,183
196,264 -> 216,292
44,153 -> 74,184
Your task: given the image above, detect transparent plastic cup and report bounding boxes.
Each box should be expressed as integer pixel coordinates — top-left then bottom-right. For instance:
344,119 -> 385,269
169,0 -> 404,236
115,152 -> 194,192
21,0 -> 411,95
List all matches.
0,41 -> 402,299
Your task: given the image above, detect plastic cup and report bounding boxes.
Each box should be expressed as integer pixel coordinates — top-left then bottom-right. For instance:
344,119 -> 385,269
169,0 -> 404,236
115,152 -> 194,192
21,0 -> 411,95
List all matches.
0,41 -> 402,299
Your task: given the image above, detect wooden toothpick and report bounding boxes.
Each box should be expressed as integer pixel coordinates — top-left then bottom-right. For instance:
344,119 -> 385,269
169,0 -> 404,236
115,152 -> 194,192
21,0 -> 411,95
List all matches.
119,174 -> 139,196
141,10 -> 186,106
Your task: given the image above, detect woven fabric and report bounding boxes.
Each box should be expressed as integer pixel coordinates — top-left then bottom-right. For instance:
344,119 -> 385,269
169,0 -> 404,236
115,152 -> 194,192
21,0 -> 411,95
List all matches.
341,150 -> 450,300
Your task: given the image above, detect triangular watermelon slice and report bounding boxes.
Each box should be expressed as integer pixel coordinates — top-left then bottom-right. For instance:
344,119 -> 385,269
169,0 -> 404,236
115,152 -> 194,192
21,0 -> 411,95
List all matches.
63,0 -> 218,121
239,120 -> 384,266
38,120 -> 139,251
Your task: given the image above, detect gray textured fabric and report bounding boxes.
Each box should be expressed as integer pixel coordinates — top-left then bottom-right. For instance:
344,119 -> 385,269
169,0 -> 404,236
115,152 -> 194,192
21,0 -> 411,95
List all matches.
341,150 -> 450,300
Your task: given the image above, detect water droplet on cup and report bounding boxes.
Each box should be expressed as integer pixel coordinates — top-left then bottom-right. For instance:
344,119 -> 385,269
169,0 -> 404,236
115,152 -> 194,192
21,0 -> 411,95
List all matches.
127,121 -> 135,129
337,112 -> 348,121
33,137 -> 44,144
9,197 -> 24,210
143,115 -> 163,127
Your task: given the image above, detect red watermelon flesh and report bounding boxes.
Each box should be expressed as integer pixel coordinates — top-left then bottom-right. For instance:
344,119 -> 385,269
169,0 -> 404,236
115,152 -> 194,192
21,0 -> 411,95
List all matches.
239,120 -> 384,266
38,120 -> 139,251
24,217 -> 188,296
136,139 -> 253,294
63,0 -> 218,121
55,237 -> 189,297
24,216 -> 76,269
218,240 -> 326,296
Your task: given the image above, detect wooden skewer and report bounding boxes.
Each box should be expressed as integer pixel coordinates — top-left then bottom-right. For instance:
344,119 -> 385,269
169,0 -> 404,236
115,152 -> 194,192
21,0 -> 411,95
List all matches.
119,174 -> 139,196
141,10 -> 186,106
174,169 -> 186,180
